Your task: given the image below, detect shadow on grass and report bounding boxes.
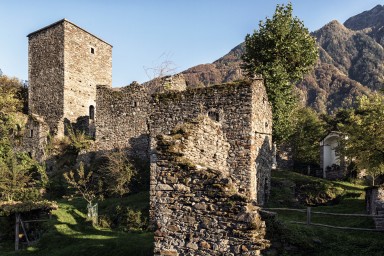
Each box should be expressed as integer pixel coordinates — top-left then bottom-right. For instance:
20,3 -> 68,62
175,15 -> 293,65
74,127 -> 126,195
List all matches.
332,181 -> 366,193
2,195 -> 154,256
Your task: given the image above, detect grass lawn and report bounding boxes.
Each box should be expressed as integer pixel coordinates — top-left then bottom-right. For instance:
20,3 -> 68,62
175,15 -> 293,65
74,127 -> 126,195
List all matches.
1,192 -> 153,256
3,171 -> 384,255
264,170 -> 384,256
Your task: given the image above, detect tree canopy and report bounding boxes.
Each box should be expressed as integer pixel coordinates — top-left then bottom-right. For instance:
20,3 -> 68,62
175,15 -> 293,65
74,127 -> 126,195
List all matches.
242,3 -> 318,143
0,74 -> 47,203
290,107 -> 326,166
338,94 -> 384,185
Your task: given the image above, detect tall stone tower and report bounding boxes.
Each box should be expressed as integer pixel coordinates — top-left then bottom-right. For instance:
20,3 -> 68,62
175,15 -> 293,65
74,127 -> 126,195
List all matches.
27,19 -> 112,137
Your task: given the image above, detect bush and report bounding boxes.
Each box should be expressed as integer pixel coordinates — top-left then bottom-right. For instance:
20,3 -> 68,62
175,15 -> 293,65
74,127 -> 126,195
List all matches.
99,204 -> 148,231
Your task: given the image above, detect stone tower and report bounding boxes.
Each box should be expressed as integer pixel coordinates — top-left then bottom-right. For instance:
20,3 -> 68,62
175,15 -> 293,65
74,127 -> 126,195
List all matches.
27,19 -> 112,137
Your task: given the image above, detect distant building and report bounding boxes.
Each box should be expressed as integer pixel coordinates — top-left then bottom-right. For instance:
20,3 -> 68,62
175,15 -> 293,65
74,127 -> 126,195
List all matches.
320,131 -> 345,180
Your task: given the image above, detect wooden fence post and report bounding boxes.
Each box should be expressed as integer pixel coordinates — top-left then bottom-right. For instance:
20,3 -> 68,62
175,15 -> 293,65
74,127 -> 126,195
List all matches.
306,207 -> 311,225
15,213 -> 20,251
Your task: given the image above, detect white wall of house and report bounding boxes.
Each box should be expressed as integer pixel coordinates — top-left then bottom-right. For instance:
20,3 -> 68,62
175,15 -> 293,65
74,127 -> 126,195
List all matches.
320,133 -> 340,178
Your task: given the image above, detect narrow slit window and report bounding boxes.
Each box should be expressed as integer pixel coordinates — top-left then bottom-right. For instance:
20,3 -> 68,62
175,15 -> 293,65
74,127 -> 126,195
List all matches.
91,47 -> 95,54
29,129 -> 34,138
89,105 -> 95,120
208,111 -> 220,122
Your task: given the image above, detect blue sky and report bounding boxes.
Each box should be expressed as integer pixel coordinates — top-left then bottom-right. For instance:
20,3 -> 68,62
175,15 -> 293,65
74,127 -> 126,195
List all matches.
0,0 -> 383,86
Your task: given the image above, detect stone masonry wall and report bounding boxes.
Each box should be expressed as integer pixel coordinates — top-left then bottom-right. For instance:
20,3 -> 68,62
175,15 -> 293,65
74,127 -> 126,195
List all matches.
95,83 -> 150,160
28,22 -> 65,135
251,84 -> 273,204
150,80 -> 272,201
22,114 -> 50,161
63,21 -> 112,127
28,19 -> 112,137
151,116 -> 270,255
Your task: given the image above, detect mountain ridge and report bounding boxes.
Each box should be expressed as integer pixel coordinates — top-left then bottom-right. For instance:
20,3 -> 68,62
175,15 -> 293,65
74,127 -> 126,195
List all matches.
180,5 -> 383,113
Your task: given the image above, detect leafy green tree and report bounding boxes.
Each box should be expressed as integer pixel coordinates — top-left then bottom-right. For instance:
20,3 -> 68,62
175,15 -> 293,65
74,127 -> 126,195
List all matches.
0,75 -> 27,115
242,3 -> 318,142
290,107 -> 326,166
64,162 -> 98,205
64,162 -> 103,225
0,74 -> 46,202
339,94 -> 384,185
0,150 -> 47,201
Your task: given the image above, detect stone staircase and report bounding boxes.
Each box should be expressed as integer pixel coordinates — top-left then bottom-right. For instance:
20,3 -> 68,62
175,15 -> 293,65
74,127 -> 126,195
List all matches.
373,211 -> 384,230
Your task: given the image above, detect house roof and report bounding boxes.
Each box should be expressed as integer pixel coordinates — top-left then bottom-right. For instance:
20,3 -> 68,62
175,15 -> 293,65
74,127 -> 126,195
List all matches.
320,131 -> 342,143
27,18 -> 112,47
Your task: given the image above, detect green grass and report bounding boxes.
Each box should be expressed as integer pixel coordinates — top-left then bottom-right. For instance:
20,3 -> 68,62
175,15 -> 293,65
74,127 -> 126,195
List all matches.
264,170 -> 384,256
3,171 -> 384,255
1,192 -> 153,256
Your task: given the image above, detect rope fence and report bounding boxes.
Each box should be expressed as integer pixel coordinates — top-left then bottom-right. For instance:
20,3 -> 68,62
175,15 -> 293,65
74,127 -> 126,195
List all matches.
261,207 -> 384,232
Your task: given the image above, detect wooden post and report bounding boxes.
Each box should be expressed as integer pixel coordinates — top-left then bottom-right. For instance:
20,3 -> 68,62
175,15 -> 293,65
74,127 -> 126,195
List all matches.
306,207 -> 311,225
15,213 -> 20,251
20,219 -> 30,245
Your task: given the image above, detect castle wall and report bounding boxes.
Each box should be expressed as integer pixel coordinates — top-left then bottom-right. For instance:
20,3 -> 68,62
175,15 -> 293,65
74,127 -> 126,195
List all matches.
28,22 -> 65,134
22,115 -> 50,161
251,84 -> 273,204
95,83 -> 150,160
150,80 -> 272,201
151,117 -> 270,255
63,21 -> 112,126
28,19 -> 112,137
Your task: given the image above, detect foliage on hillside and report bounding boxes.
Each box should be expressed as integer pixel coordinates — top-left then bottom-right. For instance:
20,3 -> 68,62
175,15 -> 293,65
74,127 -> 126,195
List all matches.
263,170 -> 381,256
0,74 -> 48,205
338,93 -> 384,185
242,3 -> 318,142
289,107 -> 327,167
0,192 -> 153,256
181,5 -> 384,115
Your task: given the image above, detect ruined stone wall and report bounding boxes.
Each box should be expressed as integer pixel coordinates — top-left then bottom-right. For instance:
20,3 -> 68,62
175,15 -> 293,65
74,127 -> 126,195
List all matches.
151,116 -> 270,255
366,186 -> 384,215
28,22 -> 65,135
63,21 -> 112,127
95,83 -> 150,160
150,80 -> 272,201
22,115 -> 50,161
251,84 -> 273,204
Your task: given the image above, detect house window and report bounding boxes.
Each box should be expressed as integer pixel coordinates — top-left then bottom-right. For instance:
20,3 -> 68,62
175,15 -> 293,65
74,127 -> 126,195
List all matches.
89,105 -> 95,120
91,47 -> 95,54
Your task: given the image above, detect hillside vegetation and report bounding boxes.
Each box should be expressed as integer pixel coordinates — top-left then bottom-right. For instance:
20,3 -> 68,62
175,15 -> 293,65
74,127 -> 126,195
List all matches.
182,5 -> 384,114
263,170 -> 383,256
1,192 -> 153,256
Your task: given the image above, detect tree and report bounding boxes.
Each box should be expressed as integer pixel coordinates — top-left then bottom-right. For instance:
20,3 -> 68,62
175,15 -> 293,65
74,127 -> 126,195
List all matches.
338,94 -> 384,185
0,74 -> 47,202
242,3 -> 318,143
101,148 -> 137,197
290,107 -> 326,167
64,162 -> 102,224
63,162 -> 98,205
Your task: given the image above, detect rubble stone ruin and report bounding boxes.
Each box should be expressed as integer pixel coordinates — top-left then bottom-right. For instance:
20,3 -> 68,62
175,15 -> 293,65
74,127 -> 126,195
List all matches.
23,19 -> 273,255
